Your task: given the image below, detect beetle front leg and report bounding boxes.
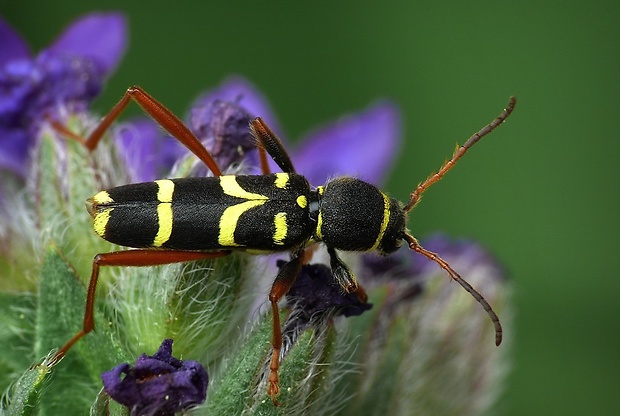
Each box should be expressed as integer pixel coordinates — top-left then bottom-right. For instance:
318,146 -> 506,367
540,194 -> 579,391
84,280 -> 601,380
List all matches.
327,247 -> 368,303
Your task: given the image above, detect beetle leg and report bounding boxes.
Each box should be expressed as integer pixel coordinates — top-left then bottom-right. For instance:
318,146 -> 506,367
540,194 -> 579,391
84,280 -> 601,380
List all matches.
266,249 -> 304,404
51,86 -> 223,176
327,247 -> 368,302
53,249 -> 230,363
327,247 -> 359,294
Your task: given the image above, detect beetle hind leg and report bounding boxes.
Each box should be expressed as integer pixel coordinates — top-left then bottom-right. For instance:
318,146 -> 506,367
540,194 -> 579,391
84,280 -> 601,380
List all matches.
53,249 -> 230,363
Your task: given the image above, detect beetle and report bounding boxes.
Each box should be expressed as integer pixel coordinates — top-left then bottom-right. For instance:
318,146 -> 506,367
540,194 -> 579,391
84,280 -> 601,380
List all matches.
53,86 -> 515,403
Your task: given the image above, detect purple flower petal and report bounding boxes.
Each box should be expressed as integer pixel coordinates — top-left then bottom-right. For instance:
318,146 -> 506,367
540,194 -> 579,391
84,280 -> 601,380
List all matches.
0,128 -> 30,176
102,339 -> 208,415
0,12 -> 127,180
48,12 -> 127,75
192,76 -> 283,136
115,117 -> 185,182
188,77 -> 279,174
0,16 -> 31,67
189,99 -> 256,172
293,100 -> 401,186
285,261 -> 372,327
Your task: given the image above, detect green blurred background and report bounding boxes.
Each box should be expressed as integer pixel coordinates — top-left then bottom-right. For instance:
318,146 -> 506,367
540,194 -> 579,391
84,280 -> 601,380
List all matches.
2,1 -> 618,414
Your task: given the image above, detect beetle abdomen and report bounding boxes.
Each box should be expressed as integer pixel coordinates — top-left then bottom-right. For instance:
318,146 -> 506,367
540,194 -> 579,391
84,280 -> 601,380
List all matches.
88,174 -> 314,251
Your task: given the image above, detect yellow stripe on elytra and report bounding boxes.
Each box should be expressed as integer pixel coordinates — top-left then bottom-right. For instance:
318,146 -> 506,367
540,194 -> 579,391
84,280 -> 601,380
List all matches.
273,212 -> 287,245
220,176 -> 268,200
93,208 -> 113,237
370,192 -> 391,251
153,203 -> 173,246
274,173 -> 289,189
218,176 -> 271,246
152,179 -> 175,247
219,200 -> 267,246
156,179 -> 174,202
92,190 -> 113,205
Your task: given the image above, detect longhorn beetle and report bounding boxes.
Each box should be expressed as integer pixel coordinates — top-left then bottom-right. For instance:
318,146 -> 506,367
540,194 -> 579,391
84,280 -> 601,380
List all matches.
53,86 -> 516,404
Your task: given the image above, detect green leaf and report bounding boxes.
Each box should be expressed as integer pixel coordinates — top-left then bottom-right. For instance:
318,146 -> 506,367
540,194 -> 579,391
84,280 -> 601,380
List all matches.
110,253 -> 254,365
305,323 -> 338,413
0,293 -> 36,394
252,329 -> 317,415
35,246 -> 125,416
90,389 -> 128,416
351,317 -> 409,416
204,314 -> 272,414
330,285 -> 391,411
170,253 -> 252,362
35,127 -> 114,280
35,133 -> 65,238
1,357 -> 52,416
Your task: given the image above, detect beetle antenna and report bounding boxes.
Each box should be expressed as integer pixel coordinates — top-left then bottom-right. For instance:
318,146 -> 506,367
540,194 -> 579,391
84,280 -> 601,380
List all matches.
403,233 -> 503,346
404,97 -> 516,213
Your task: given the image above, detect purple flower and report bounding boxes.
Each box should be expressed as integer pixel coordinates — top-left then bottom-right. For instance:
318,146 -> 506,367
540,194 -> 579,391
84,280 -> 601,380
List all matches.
189,77 -> 401,184
284,261 -> 372,328
0,13 -> 126,178
189,98 -> 255,174
192,76 -> 282,136
101,339 -> 208,416
291,100 -> 401,186
186,76 -> 279,175
115,118 -> 185,183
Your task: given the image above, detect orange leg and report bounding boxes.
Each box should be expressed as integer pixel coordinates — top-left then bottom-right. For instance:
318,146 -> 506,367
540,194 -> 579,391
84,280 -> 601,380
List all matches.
53,249 -> 230,362
266,251 -> 304,404
52,86 -> 223,177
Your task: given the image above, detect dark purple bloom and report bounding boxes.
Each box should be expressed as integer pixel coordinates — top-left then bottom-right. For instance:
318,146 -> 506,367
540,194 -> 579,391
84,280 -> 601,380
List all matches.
188,76 -> 280,175
0,13 -> 126,177
192,76 -> 282,136
189,99 -> 255,173
101,339 -> 208,416
284,261 -> 372,328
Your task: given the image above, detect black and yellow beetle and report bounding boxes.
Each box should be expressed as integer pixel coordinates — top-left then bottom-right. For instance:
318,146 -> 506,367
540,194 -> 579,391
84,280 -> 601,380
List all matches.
54,86 -> 515,403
